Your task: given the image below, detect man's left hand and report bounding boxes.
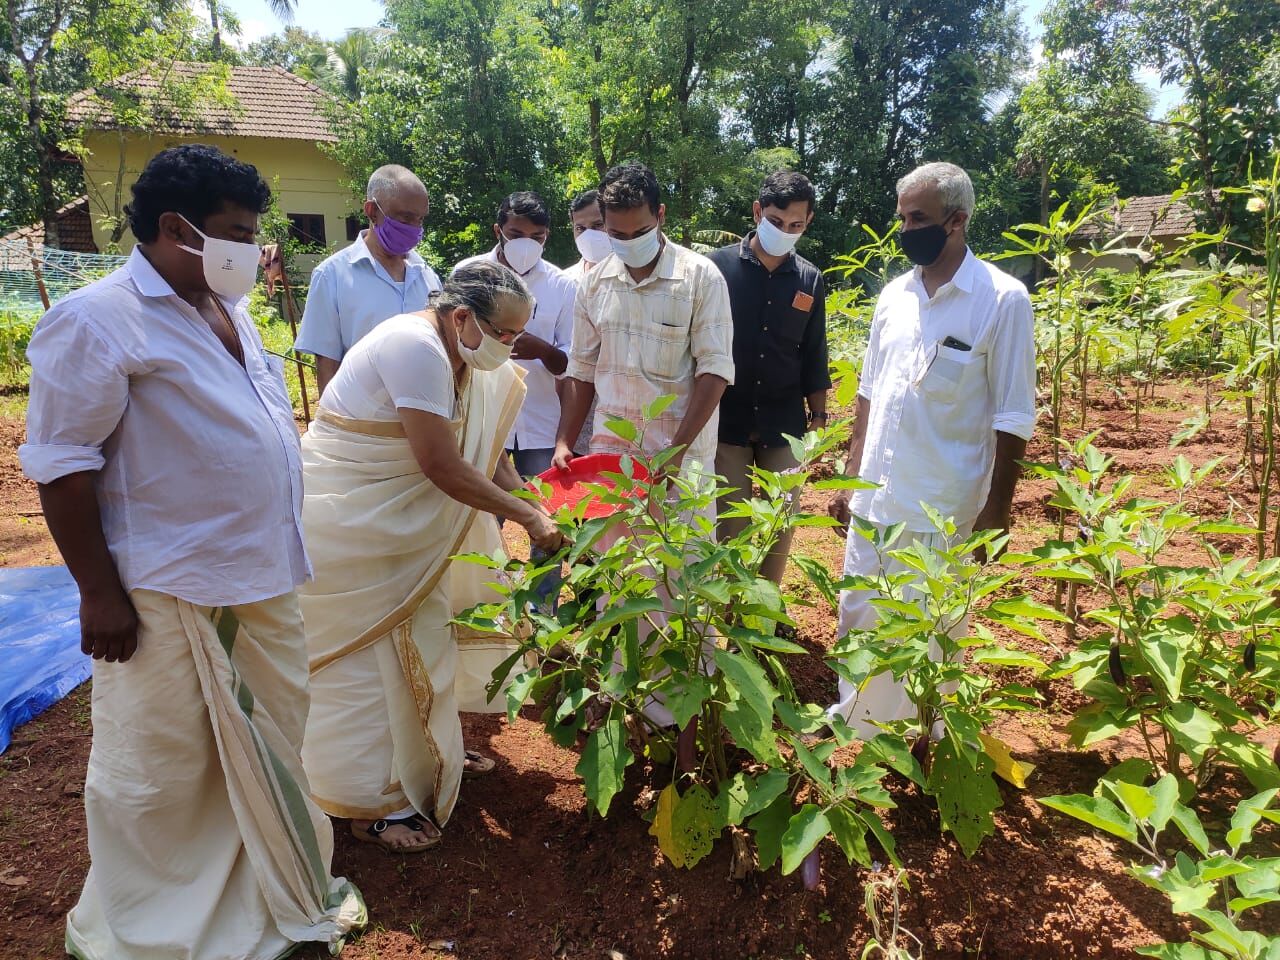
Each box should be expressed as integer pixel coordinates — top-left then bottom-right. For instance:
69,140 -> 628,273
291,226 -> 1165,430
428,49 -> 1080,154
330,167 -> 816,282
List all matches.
972,507 -> 1011,563
511,333 -> 551,362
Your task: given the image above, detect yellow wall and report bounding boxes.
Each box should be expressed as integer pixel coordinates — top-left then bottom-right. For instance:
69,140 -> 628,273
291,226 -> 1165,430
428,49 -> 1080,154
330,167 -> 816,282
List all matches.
81,130 -> 358,261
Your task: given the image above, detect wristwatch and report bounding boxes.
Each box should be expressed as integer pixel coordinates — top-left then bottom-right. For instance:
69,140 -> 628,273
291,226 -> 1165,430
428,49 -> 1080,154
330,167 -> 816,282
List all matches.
808,411 -> 829,424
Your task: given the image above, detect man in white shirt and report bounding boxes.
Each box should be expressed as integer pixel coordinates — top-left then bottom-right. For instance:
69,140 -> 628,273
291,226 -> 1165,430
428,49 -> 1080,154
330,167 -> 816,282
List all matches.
827,161 -> 1037,738
454,192 -> 576,608
454,191 -> 577,481
562,189 -> 610,453
19,145 -> 363,960
554,162 -> 734,476
294,164 -> 442,394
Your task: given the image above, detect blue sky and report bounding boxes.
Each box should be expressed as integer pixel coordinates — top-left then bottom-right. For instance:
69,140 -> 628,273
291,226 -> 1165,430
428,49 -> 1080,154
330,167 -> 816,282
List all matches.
222,0 -> 1180,113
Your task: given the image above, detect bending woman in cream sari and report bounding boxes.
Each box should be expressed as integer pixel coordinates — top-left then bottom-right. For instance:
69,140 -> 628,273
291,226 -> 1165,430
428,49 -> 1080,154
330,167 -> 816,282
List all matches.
300,261 -> 565,854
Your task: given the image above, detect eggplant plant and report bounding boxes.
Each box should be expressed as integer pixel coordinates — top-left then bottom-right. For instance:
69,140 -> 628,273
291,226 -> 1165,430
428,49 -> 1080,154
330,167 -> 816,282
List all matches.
1012,437 -> 1280,793
1042,771 -> 1280,960
804,514 -> 1055,857
456,406 -> 905,880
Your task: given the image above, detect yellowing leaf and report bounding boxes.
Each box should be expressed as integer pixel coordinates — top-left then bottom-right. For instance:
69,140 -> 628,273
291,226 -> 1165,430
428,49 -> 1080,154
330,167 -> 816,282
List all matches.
648,783 -> 721,869
649,784 -> 685,868
978,732 -> 1036,789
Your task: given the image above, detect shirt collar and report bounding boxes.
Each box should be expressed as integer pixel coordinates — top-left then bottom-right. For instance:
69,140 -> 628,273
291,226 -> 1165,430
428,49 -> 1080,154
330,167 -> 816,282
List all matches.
911,246 -> 978,297
126,245 -> 180,299
738,231 -> 798,273
350,230 -> 426,270
951,248 -> 979,293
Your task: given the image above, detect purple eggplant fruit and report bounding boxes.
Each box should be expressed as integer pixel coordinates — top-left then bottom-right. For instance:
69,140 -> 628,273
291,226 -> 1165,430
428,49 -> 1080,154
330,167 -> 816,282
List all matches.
801,848 -> 821,890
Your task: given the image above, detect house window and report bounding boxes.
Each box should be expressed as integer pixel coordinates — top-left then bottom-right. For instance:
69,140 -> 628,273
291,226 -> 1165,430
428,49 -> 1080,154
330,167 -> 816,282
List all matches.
287,214 -> 327,249
346,215 -> 364,241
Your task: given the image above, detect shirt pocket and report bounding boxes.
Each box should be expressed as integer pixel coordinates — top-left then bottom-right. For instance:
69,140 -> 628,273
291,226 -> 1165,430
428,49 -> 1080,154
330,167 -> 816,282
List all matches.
641,302 -> 693,381
776,305 -> 810,344
917,343 -> 984,402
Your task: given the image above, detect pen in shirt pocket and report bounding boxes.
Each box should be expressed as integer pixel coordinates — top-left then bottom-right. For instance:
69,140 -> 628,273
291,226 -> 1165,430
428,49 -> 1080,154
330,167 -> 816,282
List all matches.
941,335 -> 972,351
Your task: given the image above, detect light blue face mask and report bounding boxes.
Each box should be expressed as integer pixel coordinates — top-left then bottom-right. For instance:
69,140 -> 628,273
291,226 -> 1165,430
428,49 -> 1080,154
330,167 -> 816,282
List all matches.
756,213 -> 803,257
610,224 -> 662,268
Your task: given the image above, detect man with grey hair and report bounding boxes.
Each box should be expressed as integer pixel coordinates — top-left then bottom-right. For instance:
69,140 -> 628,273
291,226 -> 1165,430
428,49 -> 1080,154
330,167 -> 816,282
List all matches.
295,164 -> 443,394
825,161 -> 1036,739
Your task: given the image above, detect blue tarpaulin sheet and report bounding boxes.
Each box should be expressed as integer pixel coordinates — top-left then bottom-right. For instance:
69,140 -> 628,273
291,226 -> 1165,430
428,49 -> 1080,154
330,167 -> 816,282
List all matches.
0,566 -> 88,754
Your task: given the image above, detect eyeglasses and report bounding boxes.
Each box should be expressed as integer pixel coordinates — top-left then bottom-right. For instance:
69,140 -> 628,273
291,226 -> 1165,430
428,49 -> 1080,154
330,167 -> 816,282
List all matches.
477,313 -> 524,343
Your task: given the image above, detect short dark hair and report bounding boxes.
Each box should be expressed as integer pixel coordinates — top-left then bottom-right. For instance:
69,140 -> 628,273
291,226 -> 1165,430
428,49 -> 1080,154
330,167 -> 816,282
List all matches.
126,144 -> 271,244
599,162 -> 660,216
569,190 -> 599,216
759,170 -> 816,214
497,191 -> 550,228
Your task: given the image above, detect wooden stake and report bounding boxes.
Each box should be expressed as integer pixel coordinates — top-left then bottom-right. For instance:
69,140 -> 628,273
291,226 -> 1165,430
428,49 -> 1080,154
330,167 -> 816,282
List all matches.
25,238 -> 51,310
277,265 -> 312,423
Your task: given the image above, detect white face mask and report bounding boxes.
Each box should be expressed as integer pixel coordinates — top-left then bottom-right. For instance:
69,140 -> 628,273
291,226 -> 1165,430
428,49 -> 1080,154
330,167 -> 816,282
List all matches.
501,235 -> 544,275
610,225 -> 662,269
574,228 -> 613,265
176,215 -> 261,300
456,314 -> 515,371
756,214 -> 803,257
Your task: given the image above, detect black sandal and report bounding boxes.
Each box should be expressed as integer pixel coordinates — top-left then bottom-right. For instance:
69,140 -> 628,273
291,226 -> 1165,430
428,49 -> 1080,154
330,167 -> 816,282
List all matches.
351,814 -> 441,853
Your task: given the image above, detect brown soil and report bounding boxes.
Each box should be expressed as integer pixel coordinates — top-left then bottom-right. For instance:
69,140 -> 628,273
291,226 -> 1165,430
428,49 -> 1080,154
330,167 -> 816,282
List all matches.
2,380 -> 1278,960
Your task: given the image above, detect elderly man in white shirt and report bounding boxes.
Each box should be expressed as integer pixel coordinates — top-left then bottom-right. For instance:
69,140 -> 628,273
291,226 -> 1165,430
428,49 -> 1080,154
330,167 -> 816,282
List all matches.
827,161 -> 1037,739
294,164 -> 443,394
19,145 -> 363,960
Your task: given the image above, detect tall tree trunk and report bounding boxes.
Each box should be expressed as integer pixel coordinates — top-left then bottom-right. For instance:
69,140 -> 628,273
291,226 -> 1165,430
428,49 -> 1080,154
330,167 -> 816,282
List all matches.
20,65 -> 60,249
674,4 -> 697,243
208,0 -> 222,59
585,0 -> 607,178
1035,162 -> 1050,284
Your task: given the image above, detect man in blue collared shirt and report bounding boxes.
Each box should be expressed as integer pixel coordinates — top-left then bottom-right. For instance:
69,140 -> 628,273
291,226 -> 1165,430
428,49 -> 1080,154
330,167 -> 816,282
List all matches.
294,164 -> 443,394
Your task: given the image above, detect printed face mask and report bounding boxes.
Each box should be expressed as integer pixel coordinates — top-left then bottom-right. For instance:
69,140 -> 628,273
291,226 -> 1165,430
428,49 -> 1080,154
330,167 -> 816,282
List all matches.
176,215 -> 261,300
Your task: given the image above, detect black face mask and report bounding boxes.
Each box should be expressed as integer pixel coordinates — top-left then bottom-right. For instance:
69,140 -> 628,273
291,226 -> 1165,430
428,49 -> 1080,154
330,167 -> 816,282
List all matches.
899,220 -> 951,266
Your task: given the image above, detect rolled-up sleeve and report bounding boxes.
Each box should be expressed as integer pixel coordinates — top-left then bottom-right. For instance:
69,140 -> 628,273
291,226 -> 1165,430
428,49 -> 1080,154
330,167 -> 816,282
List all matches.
293,261 -> 342,361
989,288 -> 1037,441
565,289 -> 601,384
800,272 -> 831,394
19,307 -> 129,484
690,264 -> 734,384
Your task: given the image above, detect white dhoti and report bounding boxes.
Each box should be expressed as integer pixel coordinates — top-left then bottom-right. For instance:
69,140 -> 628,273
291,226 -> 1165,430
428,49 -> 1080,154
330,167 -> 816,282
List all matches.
67,589 -> 365,960
300,364 -> 525,827
829,522 -> 969,739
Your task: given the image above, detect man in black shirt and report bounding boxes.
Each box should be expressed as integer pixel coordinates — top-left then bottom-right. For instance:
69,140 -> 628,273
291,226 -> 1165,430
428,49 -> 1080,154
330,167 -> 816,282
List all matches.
709,171 -> 829,585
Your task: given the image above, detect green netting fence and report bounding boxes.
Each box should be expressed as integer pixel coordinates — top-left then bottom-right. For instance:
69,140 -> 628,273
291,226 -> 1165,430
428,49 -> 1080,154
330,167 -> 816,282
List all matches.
0,239 -> 127,316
